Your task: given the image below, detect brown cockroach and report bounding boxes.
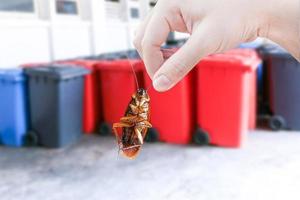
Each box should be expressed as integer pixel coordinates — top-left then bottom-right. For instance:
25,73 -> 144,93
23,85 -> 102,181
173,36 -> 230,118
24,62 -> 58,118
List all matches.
112,60 -> 152,159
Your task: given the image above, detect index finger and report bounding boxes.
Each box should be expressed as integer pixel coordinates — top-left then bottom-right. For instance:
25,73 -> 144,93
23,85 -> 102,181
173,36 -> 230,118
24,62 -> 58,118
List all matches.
141,14 -> 171,78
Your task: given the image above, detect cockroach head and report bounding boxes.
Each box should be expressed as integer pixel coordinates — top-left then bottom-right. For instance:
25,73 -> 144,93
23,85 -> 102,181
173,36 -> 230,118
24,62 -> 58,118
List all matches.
137,88 -> 146,96
135,88 -> 148,99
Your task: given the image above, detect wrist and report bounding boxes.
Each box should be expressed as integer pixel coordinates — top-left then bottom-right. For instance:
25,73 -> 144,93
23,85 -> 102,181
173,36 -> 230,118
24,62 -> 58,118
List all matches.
258,0 -> 300,59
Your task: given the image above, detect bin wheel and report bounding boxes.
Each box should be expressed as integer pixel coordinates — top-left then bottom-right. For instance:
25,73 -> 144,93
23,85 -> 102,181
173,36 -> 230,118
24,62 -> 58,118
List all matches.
98,122 -> 112,136
24,131 -> 38,147
145,128 -> 159,143
269,115 -> 286,131
193,128 -> 210,146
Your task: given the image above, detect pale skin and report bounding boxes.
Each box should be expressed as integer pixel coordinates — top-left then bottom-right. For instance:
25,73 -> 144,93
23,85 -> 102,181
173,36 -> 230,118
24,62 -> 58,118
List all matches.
134,0 -> 300,92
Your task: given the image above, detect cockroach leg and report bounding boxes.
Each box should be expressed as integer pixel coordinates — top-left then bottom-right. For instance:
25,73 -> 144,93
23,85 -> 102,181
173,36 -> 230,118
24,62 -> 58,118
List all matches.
113,122 -> 133,144
134,127 -> 144,145
135,98 -> 140,107
112,122 -> 133,128
120,116 -> 137,123
139,97 -> 150,106
122,144 -> 141,151
129,104 -> 138,114
141,120 -> 152,128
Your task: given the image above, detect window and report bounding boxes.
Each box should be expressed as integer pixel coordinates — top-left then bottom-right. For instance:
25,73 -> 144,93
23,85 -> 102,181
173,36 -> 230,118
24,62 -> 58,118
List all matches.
0,0 -> 34,13
105,0 -> 120,2
56,0 -> 78,15
130,7 -> 139,19
149,0 -> 157,7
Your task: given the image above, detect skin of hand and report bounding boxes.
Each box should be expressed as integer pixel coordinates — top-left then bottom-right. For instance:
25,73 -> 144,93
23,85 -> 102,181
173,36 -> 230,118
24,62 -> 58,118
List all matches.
133,0 -> 300,92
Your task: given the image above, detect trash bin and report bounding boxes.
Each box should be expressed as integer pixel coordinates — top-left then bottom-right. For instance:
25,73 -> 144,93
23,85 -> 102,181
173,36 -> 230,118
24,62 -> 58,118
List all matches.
195,49 -> 261,147
58,60 -> 102,134
262,45 -> 300,131
143,70 -> 195,144
25,65 -> 90,148
239,41 -> 267,116
89,50 -> 140,61
95,59 -> 144,135
227,49 -> 263,130
0,69 -> 29,147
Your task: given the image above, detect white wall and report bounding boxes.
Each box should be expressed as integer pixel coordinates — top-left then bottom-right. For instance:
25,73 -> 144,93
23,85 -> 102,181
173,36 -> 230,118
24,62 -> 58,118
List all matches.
0,19 -> 51,68
50,21 -> 92,60
0,0 -> 170,68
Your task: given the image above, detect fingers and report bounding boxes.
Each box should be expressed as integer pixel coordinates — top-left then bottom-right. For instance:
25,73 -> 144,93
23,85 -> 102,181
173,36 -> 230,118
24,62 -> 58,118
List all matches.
133,10 -> 154,59
152,21 -> 225,92
140,14 -> 171,78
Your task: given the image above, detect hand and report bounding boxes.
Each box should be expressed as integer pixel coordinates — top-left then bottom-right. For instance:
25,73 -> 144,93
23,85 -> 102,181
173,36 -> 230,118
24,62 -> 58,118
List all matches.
134,0 -> 300,92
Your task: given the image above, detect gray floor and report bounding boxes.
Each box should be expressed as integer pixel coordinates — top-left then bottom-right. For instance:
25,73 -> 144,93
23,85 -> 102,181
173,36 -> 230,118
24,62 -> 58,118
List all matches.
1,130 -> 300,200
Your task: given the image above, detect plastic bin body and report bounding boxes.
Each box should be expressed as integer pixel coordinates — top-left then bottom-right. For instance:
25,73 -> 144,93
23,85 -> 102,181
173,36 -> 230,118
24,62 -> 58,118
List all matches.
228,49 -> 261,129
266,46 -> 300,130
144,71 -> 195,144
0,69 -> 28,147
205,49 -> 260,130
239,42 -> 266,116
196,50 -> 261,147
58,60 -> 101,134
96,60 -> 144,125
25,65 -> 89,148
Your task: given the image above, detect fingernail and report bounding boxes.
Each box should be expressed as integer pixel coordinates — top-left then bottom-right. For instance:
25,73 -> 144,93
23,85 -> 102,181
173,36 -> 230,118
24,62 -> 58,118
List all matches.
153,75 -> 171,91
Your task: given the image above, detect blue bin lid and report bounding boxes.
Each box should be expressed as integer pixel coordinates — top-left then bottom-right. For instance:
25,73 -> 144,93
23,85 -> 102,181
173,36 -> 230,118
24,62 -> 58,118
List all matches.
0,68 -> 25,82
24,64 -> 90,80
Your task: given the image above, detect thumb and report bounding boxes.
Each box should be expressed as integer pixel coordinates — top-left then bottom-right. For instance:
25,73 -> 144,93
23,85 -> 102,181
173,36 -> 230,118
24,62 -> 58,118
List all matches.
152,21 -> 224,92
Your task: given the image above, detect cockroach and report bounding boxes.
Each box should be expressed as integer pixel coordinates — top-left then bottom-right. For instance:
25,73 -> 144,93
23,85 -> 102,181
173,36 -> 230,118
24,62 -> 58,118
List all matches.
112,59 -> 152,160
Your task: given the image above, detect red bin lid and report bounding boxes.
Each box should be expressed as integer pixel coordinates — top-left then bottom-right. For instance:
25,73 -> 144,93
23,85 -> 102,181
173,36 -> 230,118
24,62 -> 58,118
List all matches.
95,59 -> 144,72
199,49 -> 262,72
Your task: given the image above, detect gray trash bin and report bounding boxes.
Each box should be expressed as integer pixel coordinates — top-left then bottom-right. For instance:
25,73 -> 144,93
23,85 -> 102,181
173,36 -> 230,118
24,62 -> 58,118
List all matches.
25,65 -> 90,148
263,45 -> 300,130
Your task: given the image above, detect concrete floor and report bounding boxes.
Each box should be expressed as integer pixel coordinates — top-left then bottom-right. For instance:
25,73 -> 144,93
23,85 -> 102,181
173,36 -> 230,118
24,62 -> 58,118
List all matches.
1,130 -> 300,200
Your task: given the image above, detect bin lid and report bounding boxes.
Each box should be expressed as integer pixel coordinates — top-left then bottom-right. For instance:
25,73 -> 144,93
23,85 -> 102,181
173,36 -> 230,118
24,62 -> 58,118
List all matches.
24,64 -> 90,80
118,50 -> 140,59
56,60 -> 98,70
96,59 -> 144,72
259,44 -> 293,59
238,38 -> 264,49
200,49 -> 262,72
91,53 -> 123,61
0,68 -> 25,82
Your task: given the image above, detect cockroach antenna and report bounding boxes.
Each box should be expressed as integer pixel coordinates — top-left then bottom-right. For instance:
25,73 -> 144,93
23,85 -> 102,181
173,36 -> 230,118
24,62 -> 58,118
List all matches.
146,82 -> 153,92
126,56 -> 140,90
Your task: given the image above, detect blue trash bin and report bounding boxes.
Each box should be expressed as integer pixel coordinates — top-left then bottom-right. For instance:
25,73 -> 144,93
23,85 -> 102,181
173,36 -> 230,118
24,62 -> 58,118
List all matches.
0,69 -> 28,147
262,44 -> 300,130
25,65 -> 90,148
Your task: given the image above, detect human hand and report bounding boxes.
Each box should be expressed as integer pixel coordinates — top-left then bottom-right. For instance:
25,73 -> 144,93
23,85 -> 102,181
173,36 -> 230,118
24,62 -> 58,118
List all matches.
134,0 -> 300,92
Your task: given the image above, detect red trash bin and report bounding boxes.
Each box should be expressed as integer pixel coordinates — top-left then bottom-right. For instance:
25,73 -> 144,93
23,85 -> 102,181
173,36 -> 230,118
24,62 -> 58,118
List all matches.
207,49 -> 259,130
229,49 -> 259,130
95,59 -> 144,134
58,60 -> 102,134
143,68 -> 196,144
195,49 -> 261,147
